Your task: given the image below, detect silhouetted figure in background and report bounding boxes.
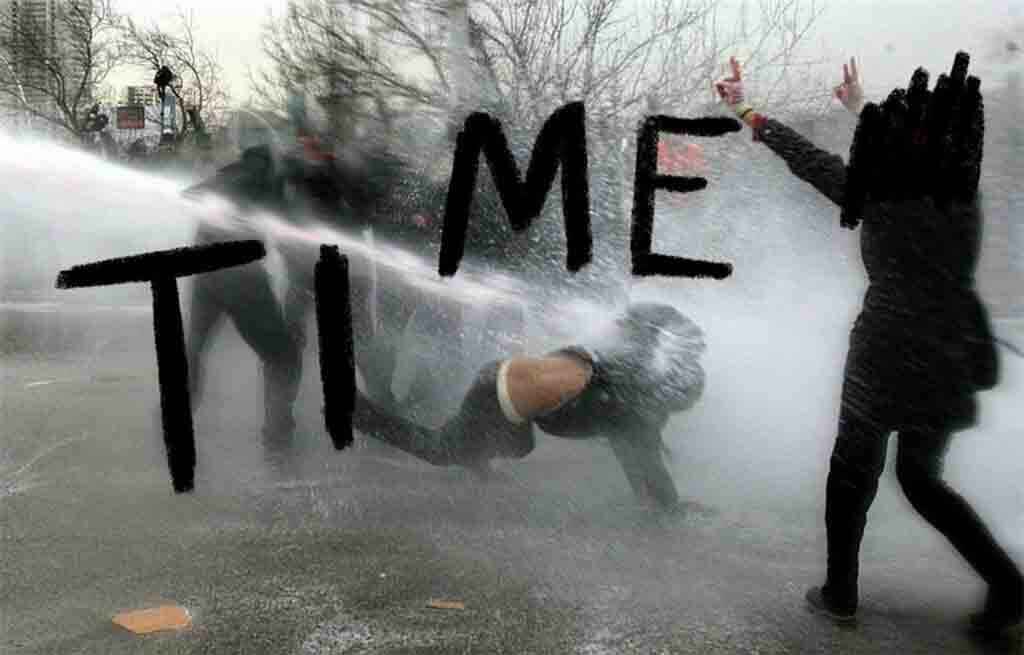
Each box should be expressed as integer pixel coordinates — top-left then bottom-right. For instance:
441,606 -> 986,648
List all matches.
183,145 -> 306,453
80,104 -> 109,149
717,52 -> 1022,635
181,133 -> 453,453
184,135 -> 401,444
154,66 -> 174,103
154,66 -> 178,145
82,103 -> 108,133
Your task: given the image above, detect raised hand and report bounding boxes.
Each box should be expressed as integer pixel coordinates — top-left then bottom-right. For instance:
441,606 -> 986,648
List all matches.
715,57 -> 745,107
834,57 -> 865,114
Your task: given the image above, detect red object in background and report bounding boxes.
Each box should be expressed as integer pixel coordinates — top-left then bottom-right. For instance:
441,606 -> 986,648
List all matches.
116,105 -> 145,130
657,141 -> 706,207
657,141 -> 705,175
299,135 -> 335,162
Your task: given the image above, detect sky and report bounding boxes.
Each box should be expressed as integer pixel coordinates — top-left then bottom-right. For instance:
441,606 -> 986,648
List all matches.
108,0 -> 1023,106
108,0 -> 289,103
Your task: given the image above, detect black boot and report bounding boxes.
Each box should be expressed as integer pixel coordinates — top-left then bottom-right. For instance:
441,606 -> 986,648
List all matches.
805,587 -> 857,624
812,466 -> 879,621
970,578 -> 1024,637
894,434 -> 1024,638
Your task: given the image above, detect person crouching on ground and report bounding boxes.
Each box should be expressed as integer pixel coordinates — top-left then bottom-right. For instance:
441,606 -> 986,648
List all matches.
352,302 -> 706,511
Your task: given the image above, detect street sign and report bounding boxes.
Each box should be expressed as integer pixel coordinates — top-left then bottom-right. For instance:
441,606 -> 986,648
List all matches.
116,105 -> 145,130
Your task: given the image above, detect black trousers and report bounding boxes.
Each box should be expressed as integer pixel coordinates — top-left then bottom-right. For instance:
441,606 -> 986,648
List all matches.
186,260 -> 301,447
353,360 -> 535,467
822,400 -> 1022,610
352,359 -> 680,509
187,231 -> 391,449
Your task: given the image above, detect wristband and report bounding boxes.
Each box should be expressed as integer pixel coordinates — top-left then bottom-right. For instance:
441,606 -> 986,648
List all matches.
733,102 -> 753,119
497,359 -> 527,424
749,112 -> 767,141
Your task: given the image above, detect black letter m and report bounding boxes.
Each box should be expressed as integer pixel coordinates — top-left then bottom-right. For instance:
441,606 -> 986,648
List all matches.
439,102 -> 592,276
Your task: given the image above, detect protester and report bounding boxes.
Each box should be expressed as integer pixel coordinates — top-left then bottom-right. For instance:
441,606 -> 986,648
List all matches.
180,114 -> 469,448
182,145 -> 308,450
352,301 -> 706,510
182,128 -> 400,441
715,53 -> 1022,634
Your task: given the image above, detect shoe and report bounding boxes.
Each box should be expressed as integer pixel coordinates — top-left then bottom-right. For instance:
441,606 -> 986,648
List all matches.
805,586 -> 857,625
969,612 -> 1023,639
969,585 -> 1024,638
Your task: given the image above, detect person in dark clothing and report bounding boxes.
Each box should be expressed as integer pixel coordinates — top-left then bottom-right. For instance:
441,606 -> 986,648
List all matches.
182,138 -> 391,447
352,302 -> 706,510
181,130 -> 470,446
715,53 -> 1022,634
154,66 -> 174,103
82,104 -> 108,134
186,224 -> 303,449
182,145 -> 308,449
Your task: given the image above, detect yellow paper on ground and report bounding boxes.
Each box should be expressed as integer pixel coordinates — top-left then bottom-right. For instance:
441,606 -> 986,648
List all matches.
112,605 -> 192,634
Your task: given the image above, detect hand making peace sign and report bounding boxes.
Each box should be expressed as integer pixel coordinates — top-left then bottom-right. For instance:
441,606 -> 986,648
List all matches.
714,56 -> 745,107
834,57 -> 865,114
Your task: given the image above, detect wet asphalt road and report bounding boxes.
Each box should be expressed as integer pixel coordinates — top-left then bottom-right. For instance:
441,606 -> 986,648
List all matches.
2,312 -> 1023,654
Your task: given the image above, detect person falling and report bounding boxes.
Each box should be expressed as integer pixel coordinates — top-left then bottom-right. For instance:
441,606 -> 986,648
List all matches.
351,301 -> 706,511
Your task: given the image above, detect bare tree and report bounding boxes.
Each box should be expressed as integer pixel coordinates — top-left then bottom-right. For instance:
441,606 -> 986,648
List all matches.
118,8 -> 229,140
255,0 -> 828,136
465,0 -> 830,130
253,0 -> 461,140
0,0 -> 121,139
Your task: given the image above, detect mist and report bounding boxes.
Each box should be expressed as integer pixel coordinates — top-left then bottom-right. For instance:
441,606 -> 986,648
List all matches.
3,109 -> 1020,515
3,20 -> 1024,650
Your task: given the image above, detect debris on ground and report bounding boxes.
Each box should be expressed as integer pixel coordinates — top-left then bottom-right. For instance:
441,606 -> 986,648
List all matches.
112,605 -> 192,634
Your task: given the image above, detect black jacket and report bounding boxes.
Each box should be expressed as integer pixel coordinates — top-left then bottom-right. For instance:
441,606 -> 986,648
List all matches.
756,118 -> 998,426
